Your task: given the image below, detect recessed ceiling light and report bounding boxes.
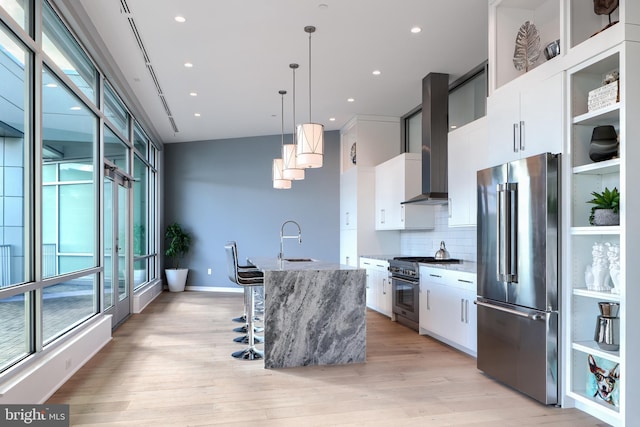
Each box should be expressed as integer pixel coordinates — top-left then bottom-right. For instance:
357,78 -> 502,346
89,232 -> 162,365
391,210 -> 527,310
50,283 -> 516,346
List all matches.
70,106 -> 81,111
189,92 -> 197,97
347,98 -> 355,103
175,16 -> 186,23
184,62 -> 193,68
411,26 -> 422,34
372,70 -> 381,76
450,125 -> 457,129
45,83 -> 57,88
329,117 -> 336,121
194,113 -> 201,117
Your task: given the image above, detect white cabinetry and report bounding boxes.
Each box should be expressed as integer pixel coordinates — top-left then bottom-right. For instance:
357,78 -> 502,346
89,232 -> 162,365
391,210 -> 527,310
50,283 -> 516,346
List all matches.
340,116 -> 401,266
360,257 -> 391,317
374,153 -> 435,230
419,266 -> 477,356
564,44 -> 640,426
488,0 -> 640,424
486,72 -> 563,169
447,117 -> 488,226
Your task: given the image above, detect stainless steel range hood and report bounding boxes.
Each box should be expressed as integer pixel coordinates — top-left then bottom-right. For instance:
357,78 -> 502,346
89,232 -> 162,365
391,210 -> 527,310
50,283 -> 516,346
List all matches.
402,72 -> 449,205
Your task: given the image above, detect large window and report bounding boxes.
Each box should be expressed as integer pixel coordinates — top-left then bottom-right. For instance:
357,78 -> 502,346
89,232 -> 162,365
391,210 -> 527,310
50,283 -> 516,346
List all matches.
0,1 -> 160,376
0,24 -> 30,289
42,0 -> 97,104
0,0 -> 30,33
42,66 -> 97,276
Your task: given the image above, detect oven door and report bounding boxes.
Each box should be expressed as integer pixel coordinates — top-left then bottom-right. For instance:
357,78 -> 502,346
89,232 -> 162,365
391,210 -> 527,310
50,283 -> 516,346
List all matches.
392,276 -> 419,325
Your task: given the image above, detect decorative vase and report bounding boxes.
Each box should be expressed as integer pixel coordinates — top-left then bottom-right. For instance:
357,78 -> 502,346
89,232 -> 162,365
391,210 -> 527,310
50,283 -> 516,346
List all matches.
165,268 -> 189,292
589,125 -> 618,162
594,302 -> 620,351
592,209 -> 620,226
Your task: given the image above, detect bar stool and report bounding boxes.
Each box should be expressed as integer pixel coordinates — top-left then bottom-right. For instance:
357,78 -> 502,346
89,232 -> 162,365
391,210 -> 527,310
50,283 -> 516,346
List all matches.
227,242 -> 264,339
225,242 -> 264,360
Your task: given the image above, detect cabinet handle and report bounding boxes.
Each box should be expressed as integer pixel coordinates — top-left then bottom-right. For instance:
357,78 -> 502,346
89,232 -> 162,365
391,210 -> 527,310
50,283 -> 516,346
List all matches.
513,123 -> 519,153
345,212 -> 350,226
448,198 -> 452,218
346,256 -> 350,265
381,209 -> 385,224
461,299 -> 465,322
382,278 -> 386,295
458,279 -> 473,284
519,120 -> 525,151
427,290 -> 430,310
401,205 -> 405,223
429,274 -> 442,278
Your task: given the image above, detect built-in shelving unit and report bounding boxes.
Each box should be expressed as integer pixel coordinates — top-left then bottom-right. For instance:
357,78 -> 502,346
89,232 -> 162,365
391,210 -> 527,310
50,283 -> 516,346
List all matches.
489,0 -> 640,424
566,46 -> 623,424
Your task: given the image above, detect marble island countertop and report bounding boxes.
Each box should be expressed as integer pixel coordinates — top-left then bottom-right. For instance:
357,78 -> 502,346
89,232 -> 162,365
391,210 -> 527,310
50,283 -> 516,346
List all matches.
248,257 -> 366,369
248,257 -> 360,271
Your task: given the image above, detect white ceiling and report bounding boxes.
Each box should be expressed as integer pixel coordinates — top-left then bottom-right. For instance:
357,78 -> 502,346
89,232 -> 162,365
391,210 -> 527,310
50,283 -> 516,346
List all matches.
61,0 -> 488,144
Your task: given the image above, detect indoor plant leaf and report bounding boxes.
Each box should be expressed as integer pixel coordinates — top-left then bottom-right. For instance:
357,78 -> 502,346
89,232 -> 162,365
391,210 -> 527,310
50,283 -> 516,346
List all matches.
513,21 -> 541,72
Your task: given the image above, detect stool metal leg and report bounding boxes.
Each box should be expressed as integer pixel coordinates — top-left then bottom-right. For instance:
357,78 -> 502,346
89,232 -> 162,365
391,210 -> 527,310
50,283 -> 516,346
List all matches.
232,285 -> 264,360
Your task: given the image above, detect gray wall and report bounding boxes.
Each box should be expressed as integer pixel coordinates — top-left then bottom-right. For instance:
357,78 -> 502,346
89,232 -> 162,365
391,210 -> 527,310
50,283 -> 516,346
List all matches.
163,130 -> 340,288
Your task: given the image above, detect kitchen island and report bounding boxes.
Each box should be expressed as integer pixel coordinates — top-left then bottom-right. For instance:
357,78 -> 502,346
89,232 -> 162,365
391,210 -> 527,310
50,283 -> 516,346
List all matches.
248,257 -> 366,369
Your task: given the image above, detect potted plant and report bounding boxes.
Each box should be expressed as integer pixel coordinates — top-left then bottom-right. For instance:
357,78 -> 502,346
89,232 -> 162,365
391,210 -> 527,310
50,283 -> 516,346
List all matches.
587,187 -> 620,226
164,222 -> 191,292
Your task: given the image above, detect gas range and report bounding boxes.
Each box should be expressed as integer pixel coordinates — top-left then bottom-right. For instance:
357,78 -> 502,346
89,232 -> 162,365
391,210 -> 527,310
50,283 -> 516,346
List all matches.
392,256 -> 462,264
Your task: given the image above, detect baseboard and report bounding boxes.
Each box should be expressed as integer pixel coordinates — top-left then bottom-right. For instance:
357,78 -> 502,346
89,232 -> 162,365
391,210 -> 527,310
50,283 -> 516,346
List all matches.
133,279 -> 163,313
184,285 -> 242,293
0,314 -> 112,404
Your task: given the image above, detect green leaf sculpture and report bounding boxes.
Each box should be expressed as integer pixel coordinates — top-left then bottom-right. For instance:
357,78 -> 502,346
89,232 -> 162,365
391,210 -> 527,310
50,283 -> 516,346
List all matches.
513,21 -> 541,72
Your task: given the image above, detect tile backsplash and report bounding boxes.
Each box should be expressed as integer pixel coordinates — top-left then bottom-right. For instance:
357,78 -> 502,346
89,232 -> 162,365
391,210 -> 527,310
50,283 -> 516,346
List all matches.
400,205 -> 477,262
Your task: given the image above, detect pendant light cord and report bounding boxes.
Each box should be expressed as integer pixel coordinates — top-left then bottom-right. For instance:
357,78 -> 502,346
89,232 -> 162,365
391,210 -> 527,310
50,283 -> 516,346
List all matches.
279,90 -> 286,148
308,29 -> 312,123
292,65 -> 297,142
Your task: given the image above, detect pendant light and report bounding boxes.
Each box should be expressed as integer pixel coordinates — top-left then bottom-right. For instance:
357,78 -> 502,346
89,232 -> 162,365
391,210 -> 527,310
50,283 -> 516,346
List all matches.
282,63 -> 305,180
273,90 -> 292,189
296,26 -> 324,169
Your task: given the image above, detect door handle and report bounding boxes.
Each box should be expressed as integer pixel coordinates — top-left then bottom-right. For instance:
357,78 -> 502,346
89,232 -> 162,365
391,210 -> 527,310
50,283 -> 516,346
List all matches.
513,123 -> 519,153
475,300 -> 547,321
519,120 -> 525,151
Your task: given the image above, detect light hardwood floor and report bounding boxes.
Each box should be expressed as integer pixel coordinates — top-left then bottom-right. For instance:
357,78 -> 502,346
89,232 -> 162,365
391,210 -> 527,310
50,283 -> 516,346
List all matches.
48,291 -> 608,426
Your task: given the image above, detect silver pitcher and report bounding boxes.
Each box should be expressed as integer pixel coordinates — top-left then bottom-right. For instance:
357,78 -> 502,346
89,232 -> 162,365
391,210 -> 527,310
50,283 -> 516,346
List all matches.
594,302 -> 620,351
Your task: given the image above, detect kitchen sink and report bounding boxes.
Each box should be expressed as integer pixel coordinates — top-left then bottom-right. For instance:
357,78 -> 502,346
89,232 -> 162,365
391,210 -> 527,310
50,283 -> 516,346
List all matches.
283,258 -> 313,262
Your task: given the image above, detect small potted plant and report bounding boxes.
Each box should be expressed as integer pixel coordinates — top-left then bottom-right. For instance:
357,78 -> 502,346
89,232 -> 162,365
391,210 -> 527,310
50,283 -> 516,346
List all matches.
164,222 -> 191,292
587,187 -> 620,226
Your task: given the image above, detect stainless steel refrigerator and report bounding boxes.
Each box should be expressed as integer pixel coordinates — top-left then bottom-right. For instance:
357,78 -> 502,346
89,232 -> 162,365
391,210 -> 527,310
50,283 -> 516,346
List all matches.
476,152 -> 559,405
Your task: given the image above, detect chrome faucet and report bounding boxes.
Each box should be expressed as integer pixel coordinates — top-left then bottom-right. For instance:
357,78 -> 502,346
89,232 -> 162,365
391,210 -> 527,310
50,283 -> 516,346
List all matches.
279,220 -> 302,260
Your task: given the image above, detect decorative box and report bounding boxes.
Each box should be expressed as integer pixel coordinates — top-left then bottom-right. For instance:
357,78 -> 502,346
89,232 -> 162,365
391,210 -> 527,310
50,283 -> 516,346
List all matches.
588,80 -> 619,112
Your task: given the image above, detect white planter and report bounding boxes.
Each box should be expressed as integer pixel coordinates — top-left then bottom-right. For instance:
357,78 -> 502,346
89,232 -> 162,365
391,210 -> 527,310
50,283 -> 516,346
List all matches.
165,268 -> 189,292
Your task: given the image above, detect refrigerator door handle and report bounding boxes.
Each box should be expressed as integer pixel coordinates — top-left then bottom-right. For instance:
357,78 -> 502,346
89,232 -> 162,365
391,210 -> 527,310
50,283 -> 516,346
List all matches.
507,182 -> 518,282
475,300 -> 546,321
497,184 -> 507,281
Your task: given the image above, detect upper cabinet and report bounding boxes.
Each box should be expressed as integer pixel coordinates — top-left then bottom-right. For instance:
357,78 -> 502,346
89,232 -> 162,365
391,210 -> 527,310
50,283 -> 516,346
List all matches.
486,71 -> 563,168
448,117 -> 488,227
374,153 -> 435,231
340,115 -> 400,173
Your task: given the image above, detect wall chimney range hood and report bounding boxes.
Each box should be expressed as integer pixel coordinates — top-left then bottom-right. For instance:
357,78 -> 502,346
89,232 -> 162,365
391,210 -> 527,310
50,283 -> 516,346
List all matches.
402,72 -> 449,205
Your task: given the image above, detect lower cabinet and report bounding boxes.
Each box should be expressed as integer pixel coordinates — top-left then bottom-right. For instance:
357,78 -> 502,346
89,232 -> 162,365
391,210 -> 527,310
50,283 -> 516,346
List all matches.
419,265 -> 477,356
360,257 -> 391,317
